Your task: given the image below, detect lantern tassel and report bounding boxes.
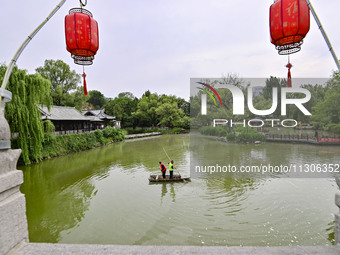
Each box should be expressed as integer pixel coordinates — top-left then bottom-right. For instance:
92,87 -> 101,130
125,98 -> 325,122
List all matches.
286,56 -> 293,88
82,69 -> 88,95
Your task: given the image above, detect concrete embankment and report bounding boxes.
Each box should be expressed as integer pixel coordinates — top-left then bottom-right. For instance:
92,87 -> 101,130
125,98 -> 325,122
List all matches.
10,242 -> 340,255
124,132 -> 162,139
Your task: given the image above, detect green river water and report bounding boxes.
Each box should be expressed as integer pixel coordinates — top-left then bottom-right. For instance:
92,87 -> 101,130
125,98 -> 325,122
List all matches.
19,134 -> 340,246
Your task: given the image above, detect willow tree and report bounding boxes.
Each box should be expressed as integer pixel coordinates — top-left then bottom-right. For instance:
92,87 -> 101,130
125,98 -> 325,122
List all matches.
0,64 -> 52,164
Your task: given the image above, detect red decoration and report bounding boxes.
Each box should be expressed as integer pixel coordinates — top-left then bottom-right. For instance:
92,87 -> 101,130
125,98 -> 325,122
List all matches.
270,0 -> 310,55
82,71 -> 88,95
286,62 -> 293,88
270,0 -> 310,87
65,8 -> 99,65
65,5 -> 99,95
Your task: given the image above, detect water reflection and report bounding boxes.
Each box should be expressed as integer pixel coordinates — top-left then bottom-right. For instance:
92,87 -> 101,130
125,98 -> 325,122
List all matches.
327,221 -> 335,245
159,183 -> 176,203
20,156 -> 98,242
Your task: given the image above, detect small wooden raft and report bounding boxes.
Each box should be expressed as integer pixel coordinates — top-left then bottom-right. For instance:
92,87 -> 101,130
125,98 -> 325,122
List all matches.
148,174 -> 190,182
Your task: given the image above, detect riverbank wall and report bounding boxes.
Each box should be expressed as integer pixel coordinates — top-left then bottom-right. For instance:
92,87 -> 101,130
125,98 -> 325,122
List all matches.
266,134 -> 340,145
124,132 -> 162,139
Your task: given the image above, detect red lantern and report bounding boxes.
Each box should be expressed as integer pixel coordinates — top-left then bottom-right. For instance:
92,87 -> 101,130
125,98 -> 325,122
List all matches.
270,0 -> 310,87
65,3 -> 99,95
270,0 -> 310,55
65,8 -> 99,65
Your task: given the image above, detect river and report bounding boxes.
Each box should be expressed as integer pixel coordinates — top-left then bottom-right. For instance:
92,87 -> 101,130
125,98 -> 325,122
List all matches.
19,134 -> 340,246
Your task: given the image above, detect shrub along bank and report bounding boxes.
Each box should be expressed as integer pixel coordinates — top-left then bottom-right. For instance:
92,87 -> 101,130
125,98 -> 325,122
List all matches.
199,126 -> 265,143
12,126 -> 125,165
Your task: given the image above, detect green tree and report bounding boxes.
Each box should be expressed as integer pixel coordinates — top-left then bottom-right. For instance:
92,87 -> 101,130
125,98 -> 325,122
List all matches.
36,59 -> 80,106
88,90 -> 107,109
311,72 -> 340,132
156,101 -> 184,127
262,76 -> 286,117
105,96 -> 138,128
133,92 -> 160,127
65,86 -> 90,111
248,95 -> 274,119
118,92 -> 135,99
1,64 -> 52,164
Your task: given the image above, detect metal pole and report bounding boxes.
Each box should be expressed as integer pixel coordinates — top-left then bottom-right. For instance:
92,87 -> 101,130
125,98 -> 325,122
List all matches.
305,0 -> 340,72
0,0 -> 67,108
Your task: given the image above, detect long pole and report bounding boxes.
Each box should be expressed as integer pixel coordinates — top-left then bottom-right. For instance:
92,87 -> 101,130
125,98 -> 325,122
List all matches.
0,0 -> 67,108
162,146 -> 180,176
305,0 -> 340,72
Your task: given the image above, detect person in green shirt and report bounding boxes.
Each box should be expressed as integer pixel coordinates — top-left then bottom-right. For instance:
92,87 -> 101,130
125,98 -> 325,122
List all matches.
168,160 -> 175,179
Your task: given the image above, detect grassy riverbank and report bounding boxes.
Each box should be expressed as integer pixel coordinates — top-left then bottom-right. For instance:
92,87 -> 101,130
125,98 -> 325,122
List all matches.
12,126 -> 126,165
13,126 -> 187,165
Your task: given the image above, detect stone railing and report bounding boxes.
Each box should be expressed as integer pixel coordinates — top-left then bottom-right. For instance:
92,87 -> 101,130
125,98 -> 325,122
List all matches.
0,88 -> 28,255
335,178 -> 340,244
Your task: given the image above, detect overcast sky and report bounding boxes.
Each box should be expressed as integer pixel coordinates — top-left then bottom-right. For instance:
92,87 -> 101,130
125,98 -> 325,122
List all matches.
1,0 -> 340,100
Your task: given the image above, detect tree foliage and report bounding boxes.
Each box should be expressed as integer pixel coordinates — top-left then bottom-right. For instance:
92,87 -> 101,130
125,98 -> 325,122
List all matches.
105,96 -> 138,128
88,90 -> 107,109
36,59 -> 80,106
190,75 -> 336,133
118,92 -> 134,99
1,64 -> 52,164
133,93 -> 161,127
65,86 -> 91,111
105,91 -> 190,129
311,72 -> 340,132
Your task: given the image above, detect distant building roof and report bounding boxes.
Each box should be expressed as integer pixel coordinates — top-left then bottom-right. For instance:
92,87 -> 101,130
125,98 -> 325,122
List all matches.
39,105 -> 89,121
82,109 -> 115,122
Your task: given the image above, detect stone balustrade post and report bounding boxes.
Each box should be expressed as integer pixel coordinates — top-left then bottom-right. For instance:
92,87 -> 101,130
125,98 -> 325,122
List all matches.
0,89 -> 28,255
335,178 -> 340,245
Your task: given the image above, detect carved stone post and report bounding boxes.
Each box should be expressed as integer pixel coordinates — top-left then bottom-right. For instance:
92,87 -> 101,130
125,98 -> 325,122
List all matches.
335,178 -> 340,245
0,89 -> 28,255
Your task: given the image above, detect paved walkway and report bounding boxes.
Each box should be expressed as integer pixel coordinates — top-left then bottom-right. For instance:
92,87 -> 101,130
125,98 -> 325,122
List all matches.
9,242 -> 340,255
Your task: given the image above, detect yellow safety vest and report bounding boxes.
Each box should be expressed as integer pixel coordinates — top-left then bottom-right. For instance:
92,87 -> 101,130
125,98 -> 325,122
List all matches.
169,163 -> 173,171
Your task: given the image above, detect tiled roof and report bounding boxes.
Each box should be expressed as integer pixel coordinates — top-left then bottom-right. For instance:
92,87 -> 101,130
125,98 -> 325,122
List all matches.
82,109 -> 115,121
39,105 -> 90,121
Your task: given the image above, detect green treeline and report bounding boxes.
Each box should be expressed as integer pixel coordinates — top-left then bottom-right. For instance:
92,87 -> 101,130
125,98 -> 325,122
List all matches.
33,59 -> 190,129
0,60 -> 189,165
190,73 -> 340,134
2,60 -> 339,163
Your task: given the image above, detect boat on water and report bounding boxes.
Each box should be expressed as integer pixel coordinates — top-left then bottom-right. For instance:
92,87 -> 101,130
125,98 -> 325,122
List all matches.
148,174 -> 190,183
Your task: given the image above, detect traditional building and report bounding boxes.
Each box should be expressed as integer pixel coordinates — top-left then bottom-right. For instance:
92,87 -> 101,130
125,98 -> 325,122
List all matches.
39,106 -> 116,134
82,109 -> 116,130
